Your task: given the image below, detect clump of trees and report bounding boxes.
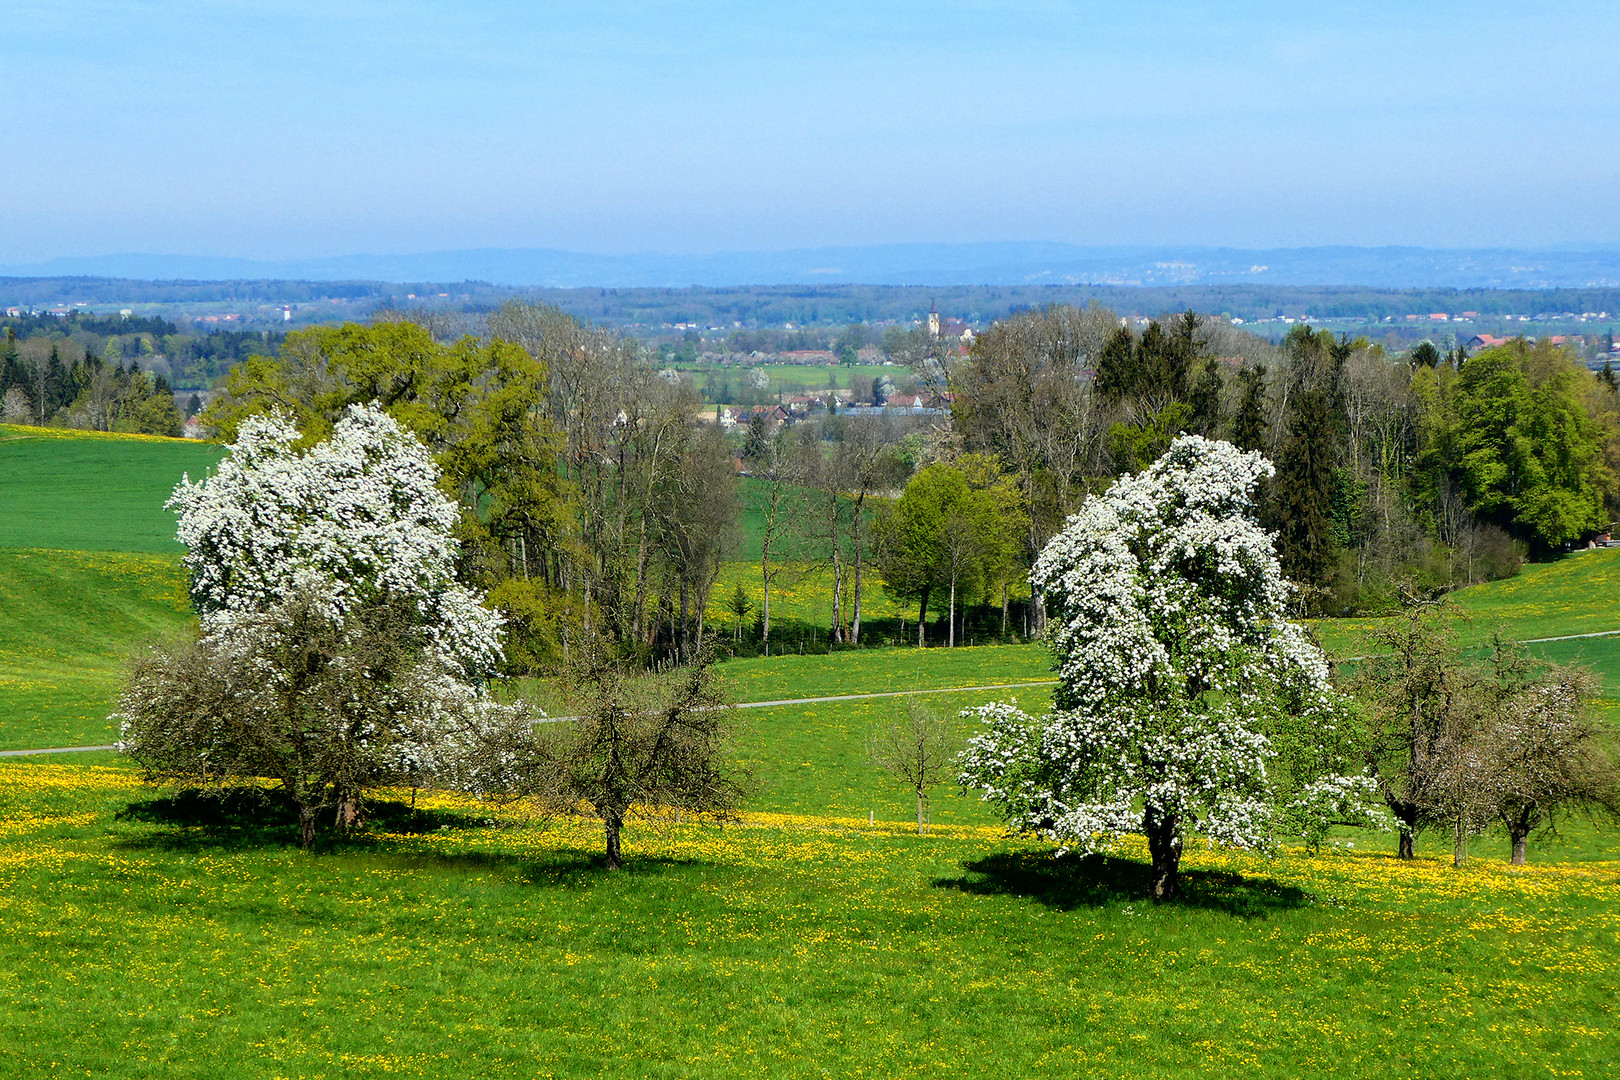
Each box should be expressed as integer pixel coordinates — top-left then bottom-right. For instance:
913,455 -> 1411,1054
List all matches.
1352,606 -> 1620,865
945,307 -> 1620,617
871,455 -> 1026,646
0,329 -> 184,434
118,405 -> 749,861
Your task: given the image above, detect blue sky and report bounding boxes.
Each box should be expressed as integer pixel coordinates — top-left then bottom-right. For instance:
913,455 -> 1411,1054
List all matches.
5,0 -> 1618,259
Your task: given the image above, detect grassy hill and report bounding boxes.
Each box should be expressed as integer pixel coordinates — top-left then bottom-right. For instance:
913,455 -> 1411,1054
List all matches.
0,549 -> 192,749
0,425 -> 222,552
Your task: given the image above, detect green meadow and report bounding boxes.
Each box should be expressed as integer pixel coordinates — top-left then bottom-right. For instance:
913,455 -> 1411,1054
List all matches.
1,428 -> 1618,1079
0,425 -> 222,552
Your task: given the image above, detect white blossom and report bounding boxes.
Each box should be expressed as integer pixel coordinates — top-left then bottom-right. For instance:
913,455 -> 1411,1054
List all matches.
169,404 -> 503,678
959,435 -> 1357,857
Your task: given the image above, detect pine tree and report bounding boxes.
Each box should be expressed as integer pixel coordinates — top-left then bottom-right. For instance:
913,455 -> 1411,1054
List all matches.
1232,365 -> 1268,452
1092,326 -> 1135,401
1272,382 -> 1340,607
1188,358 -> 1224,436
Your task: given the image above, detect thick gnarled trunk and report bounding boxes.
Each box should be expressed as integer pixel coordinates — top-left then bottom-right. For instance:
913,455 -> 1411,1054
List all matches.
1144,808 -> 1181,901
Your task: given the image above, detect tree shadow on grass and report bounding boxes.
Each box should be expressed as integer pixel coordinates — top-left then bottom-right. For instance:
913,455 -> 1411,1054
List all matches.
110,787 -> 711,880
933,849 -> 1308,918
115,787 -> 505,852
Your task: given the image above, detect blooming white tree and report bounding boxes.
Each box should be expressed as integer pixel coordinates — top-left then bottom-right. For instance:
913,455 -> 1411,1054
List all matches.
169,404 -> 504,676
959,435 -> 1360,899
118,405 -> 518,847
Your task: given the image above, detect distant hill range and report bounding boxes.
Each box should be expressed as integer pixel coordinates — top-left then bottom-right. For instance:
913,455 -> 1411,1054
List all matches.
6,244 -> 1620,290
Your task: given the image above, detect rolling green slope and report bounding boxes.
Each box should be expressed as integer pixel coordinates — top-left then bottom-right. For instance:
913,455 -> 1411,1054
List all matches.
0,549 -> 192,749
1312,546 -> 1620,654
0,426 -> 222,552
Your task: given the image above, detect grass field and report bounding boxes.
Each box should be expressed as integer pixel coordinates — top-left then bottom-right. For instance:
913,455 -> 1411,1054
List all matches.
0,549 -> 193,749
1,762 -> 1615,1079
3,430 -> 1620,1078
1309,546 -> 1620,656
0,426 -> 222,553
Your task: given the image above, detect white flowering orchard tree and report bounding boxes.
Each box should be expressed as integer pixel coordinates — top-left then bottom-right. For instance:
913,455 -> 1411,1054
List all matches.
118,405 -> 519,847
959,435 -> 1362,900
169,404 -> 504,675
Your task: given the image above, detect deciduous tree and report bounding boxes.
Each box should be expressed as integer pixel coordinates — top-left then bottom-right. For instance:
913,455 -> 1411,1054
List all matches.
117,405 -> 509,847
960,436 -> 1360,900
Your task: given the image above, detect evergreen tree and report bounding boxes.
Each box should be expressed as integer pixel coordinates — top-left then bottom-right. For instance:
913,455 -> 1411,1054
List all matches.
1409,341 -> 1441,368
1232,365 -> 1268,452
1092,326 -> 1135,401
46,346 -> 72,415
1272,384 -> 1339,606
1188,358 -> 1224,436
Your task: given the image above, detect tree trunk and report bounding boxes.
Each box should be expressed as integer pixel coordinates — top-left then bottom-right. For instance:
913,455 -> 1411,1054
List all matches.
1510,827 -> 1528,866
335,795 -> 362,831
760,552 -> 773,650
948,571 -> 957,648
917,588 -> 930,648
915,786 -> 928,836
1391,801 -> 1417,859
298,804 -> 317,850
1145,808 -> 1181,901
851,541 -> 863,646
830,541 -> 844,644
850,496 -> 865,646
604,814 -> 623,871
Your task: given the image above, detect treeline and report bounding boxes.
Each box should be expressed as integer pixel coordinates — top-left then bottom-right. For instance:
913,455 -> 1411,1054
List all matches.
1,331 -> 185,435
944,305 -> 1620,616
0,311 -> 284,419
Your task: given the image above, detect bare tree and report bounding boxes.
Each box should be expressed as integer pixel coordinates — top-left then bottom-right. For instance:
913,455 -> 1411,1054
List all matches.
509,651 -> 750,870
950,303 -> 1116,633
869,699 -> 959,834
1353,604 -> 1477,859
1,386 -> 30,423
1354,607 -> 1617,865
1473,649 -> 1620,864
